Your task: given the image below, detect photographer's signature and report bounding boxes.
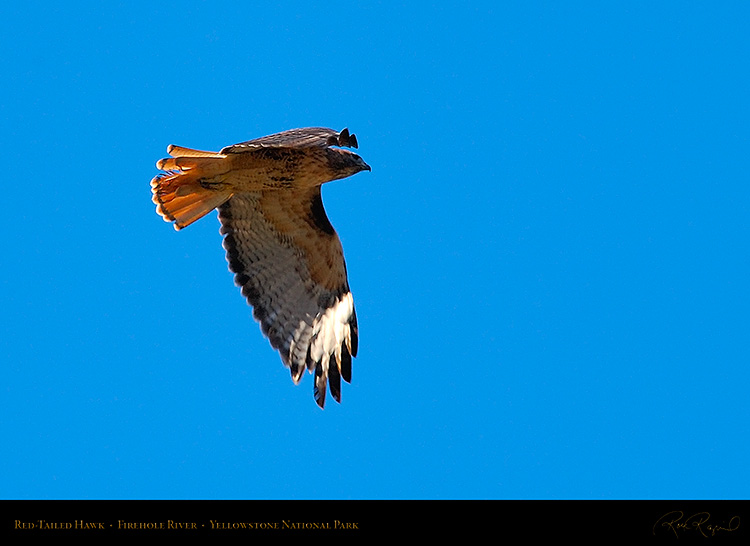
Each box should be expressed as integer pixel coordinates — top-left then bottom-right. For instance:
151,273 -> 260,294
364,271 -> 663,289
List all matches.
653,511 -> 740,538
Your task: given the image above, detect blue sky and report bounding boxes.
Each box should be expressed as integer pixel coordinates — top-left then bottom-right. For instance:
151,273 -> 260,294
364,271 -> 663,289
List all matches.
1,2 -> 748,500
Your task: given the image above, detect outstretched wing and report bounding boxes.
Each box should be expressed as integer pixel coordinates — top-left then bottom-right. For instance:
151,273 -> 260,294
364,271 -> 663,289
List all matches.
220,127 -> 358,154
218,188 -> 358,408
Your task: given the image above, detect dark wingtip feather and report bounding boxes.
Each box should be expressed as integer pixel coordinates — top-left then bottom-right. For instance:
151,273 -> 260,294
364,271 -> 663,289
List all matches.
349,309 -> 359,357
340,342 -> 352,383
327,128 -> 359,149
313,364 -> 326,408
329,362 -> 342,402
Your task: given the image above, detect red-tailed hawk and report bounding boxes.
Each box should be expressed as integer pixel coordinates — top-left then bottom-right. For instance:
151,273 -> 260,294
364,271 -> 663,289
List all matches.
151,127 -> 370,408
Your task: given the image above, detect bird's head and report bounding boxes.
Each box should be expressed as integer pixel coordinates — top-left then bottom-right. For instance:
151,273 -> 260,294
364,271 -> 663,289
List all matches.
327,148 -> 371,180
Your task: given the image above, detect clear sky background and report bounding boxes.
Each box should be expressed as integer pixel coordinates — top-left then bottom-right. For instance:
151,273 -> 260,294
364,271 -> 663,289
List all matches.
1,2 -> 748,500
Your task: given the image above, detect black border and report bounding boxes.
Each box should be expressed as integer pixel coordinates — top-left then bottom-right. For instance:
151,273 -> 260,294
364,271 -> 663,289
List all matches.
2,500 -> 748,541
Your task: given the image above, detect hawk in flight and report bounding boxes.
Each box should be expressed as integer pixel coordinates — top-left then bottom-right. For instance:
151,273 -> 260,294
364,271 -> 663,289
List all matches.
151,127 -> 370,408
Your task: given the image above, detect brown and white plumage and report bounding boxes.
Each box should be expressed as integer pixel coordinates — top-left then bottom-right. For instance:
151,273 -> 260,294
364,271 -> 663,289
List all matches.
150,127 -> 369,408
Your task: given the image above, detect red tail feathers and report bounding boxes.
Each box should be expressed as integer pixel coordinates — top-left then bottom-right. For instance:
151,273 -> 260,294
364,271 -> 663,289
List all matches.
150,148 -> 232,230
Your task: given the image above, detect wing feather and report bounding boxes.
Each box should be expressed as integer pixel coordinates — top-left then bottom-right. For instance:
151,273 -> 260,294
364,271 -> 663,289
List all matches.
220,127 -> 358,154
218,188 -> 357,408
